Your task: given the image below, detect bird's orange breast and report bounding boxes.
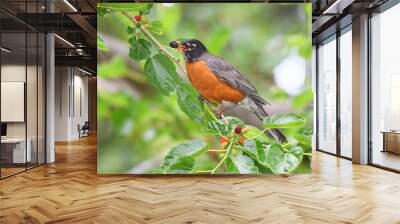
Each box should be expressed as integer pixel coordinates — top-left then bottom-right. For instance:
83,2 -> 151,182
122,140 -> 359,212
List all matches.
186,60 -> 245,103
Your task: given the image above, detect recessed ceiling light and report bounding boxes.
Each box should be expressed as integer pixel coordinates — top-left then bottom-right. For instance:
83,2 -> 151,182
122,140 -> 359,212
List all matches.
54,34 -> 75,48
1,47 -> 11,53
322,0 -> 353,15
63,0 -> 78,12
78,67 -> 92,76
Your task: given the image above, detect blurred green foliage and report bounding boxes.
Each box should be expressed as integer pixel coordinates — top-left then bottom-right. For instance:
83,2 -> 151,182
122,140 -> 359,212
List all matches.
97,3 -> 312,174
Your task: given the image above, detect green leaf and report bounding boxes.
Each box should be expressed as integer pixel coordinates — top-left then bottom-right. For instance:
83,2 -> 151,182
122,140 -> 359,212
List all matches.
97,34 -> 108,52
243,139 -> 257,154
146,167 -> 166,174
263,114 -> 305,129
98,7 -> 108,17
242,125 -> 273,143
206,117 -> 243,136
241,143 -> 273,173
265,144 -> 303,174
158,2 -> 180,33
294,127 -> 313,153
292,89 -> 313,109
253,160 -> 273,174
161,139 -> 209,170
292,133 -> 312,152
129,38 -> 152,61
256,141 -> 267,163
139,3 -> 153,15
304,3 -> 312,14
225,157 -> 239,174
147,21 -> 164,35
206,120 -> 228,136
297,127 -> 313,136
240,140 -> 273,174
144,54 -> 179,96
288,146 -> 304,158
127,26 -> 137,35
291,156 -> 311,174
242,139 -> 269,166
98,3 -> 152,12
227,152 -> 259,174
176,82 -> 205,123
286,33 -> 312,59
227,117 -> 244,129
168,157 -> 195,174
98,56 -> 128,79
204,103 -> 219,123
206,26 -> 231,54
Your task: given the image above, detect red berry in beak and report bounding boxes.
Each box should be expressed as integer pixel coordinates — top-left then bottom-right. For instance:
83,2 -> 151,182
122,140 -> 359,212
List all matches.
134,15 -> 142,22
235,126 -> 242,134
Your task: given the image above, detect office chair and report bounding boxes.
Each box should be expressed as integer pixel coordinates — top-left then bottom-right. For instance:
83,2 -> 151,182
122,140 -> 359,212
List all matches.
79,121 -> 90,138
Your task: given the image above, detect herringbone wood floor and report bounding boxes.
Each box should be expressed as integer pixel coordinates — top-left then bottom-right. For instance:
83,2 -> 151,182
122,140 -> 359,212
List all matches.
1,135 -> 400,224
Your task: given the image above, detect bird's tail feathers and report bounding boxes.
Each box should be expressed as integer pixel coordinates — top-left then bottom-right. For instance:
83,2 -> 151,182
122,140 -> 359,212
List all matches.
248,97 -> 287,143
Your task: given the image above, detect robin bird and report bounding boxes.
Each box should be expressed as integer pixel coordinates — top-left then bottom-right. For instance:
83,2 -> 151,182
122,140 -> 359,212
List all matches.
169,39 -> 286,143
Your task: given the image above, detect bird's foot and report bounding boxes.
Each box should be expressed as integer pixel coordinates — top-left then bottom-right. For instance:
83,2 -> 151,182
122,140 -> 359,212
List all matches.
198,95 -> 206,103
215,110 -> 229,124
215,109 -> 223,119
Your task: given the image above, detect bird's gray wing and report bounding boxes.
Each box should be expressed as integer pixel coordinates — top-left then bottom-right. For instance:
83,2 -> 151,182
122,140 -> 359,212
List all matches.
202,53 -> 269,105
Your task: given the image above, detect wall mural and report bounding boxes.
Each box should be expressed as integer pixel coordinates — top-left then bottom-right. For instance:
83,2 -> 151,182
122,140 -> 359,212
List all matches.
97,3 -> 313,174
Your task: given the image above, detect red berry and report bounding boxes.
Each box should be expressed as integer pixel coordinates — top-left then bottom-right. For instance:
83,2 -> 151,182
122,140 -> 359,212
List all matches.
235,126 -> 242,134
134,15 -> 142,22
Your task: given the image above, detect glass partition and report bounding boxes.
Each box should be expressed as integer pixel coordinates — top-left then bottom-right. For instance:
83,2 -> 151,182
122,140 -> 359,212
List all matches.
27,30 -> 38,169
339,28 -> 352,158
38,32 -> 45,165
317,36 -> 337,154
1,30 -> 27,177
370,4 -> 400,171
0,1 -> 46,179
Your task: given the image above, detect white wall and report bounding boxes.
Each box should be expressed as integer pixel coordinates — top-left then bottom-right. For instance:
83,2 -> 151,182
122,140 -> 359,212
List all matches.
1,65 -> 36,138
1,64 -> 46,164
55,66 -> 69,141
55,67 -> 89,141
72,73 -> 89,138
1,65 -> 26,144
1,66 -> 26,135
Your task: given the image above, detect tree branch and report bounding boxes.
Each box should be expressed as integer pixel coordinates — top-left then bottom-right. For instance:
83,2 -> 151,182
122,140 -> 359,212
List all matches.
121,11 -> 187,77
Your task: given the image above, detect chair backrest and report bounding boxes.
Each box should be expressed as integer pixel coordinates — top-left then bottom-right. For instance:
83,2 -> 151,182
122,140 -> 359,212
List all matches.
82,121 -> 90,129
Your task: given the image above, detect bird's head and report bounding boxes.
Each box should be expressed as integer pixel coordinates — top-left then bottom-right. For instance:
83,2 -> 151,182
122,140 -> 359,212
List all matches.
169,39 -> 208,62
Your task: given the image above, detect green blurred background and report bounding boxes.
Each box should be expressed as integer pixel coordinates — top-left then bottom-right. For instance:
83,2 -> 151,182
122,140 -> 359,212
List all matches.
97,3 -> 312,174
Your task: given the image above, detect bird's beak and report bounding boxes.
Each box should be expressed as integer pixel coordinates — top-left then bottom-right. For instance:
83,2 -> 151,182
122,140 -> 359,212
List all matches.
169,40 -> 186,52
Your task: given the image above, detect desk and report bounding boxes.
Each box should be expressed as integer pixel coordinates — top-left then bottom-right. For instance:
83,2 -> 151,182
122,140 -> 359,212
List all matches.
1,138 -> 31,163
382,131 -> 400,155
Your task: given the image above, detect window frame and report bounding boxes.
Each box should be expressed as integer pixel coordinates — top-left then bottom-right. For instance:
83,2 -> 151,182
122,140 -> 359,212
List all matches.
315,24 -> 353,161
